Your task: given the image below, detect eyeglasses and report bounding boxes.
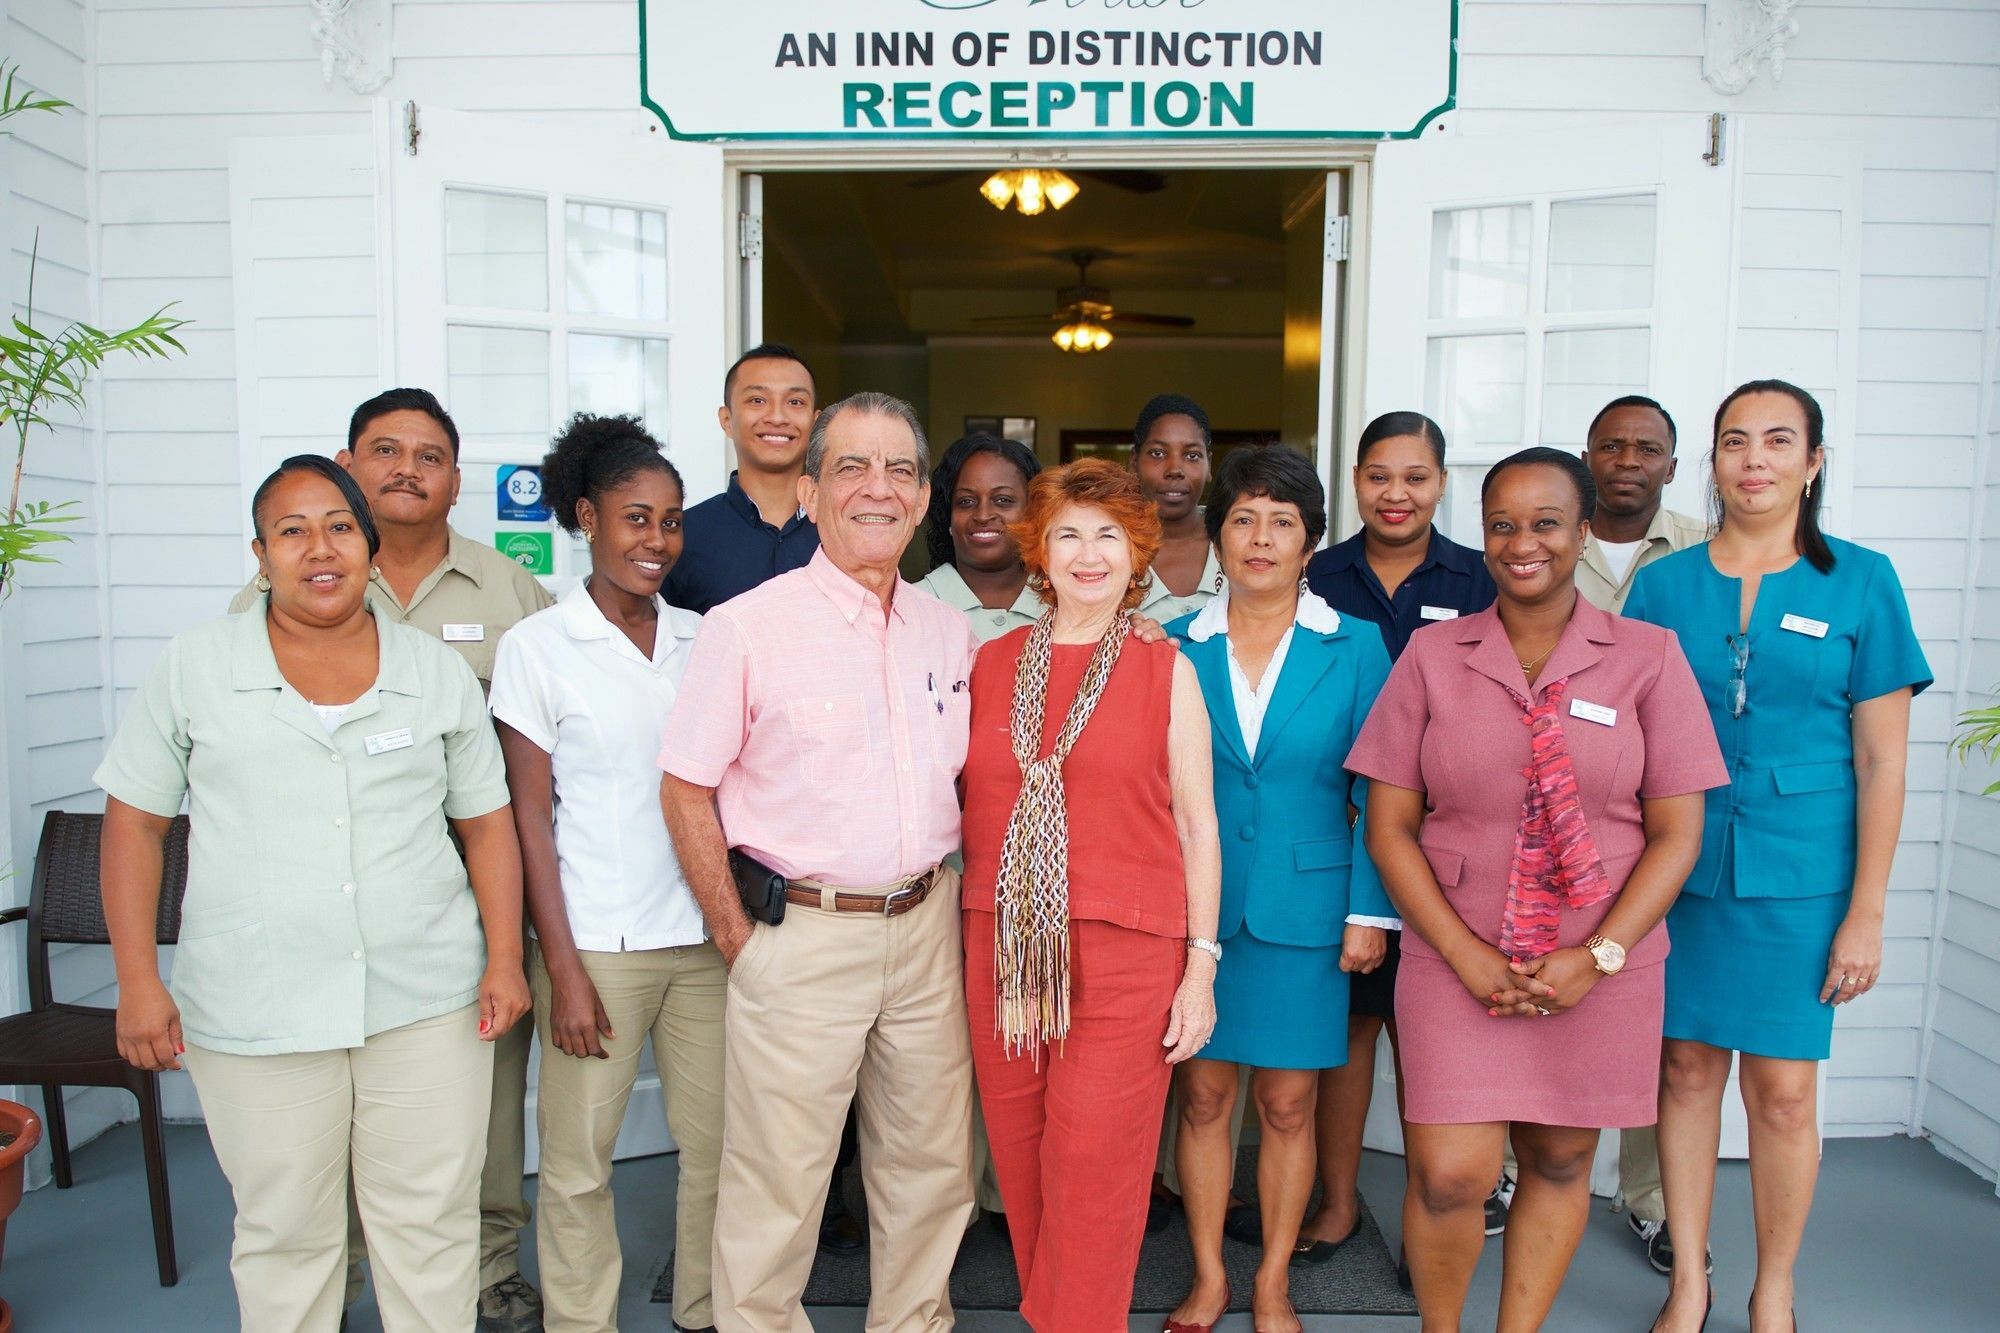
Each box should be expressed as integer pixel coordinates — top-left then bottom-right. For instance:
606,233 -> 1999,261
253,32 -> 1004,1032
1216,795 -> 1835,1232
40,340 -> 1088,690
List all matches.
1726,634 -> 1751,718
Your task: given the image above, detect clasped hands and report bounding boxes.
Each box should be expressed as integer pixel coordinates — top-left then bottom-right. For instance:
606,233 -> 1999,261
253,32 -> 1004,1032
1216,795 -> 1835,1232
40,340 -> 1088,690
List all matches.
1453,941 -> 1602,1018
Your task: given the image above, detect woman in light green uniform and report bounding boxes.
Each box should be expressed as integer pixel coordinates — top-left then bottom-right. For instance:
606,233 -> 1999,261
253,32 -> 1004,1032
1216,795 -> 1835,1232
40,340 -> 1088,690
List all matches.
99,456 -> 530,1333
917,431 -> 1044,642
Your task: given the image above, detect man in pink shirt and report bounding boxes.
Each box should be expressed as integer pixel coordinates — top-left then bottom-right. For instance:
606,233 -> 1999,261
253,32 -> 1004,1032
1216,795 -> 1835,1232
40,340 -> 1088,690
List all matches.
661,392 -> 980,1333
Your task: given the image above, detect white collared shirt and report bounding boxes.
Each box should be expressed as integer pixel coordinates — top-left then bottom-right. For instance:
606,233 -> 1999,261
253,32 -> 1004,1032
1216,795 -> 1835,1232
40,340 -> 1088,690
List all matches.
1187,586 -> 1400,932
490,581 -> 708,952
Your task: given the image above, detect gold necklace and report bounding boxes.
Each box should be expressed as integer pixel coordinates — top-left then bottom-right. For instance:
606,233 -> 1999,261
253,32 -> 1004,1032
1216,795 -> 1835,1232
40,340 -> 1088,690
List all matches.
1518,642 -> 1557,674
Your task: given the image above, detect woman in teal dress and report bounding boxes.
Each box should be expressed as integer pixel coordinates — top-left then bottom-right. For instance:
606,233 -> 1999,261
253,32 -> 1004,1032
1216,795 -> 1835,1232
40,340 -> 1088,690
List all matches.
1622,380 -> 1930,1333
1162,447 -> 1394,1333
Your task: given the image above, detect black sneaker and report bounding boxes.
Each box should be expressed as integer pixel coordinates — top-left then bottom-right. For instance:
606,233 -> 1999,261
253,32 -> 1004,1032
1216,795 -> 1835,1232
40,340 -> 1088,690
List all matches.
476,1272 -> 544,1333
1629,1212 -> 1712,1275
1483,1173 -> 1515,1236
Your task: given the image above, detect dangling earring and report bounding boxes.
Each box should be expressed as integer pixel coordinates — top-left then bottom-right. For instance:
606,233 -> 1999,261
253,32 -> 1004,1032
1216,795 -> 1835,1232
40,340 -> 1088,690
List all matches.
1804,479 -> 1814,501
585,529 -> 596,544
1299,574 -> 1309,595
369,565 -> 382,582
254,572 -> 270,592
1027,571 -> 1048,591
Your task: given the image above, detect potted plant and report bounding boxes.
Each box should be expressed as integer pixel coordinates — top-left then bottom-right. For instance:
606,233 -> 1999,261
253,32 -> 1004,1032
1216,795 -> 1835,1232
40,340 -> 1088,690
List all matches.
0,1098 -> 43,1332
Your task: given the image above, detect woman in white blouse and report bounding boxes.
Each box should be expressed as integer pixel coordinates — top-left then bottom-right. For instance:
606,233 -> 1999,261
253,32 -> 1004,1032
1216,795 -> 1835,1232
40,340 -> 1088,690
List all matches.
487,414 -> 719,1333
1162,447 -> 1397,1333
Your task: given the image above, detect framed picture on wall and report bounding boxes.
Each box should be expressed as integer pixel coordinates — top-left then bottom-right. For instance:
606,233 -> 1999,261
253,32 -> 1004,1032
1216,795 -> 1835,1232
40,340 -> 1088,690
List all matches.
964,415 -> 1037,450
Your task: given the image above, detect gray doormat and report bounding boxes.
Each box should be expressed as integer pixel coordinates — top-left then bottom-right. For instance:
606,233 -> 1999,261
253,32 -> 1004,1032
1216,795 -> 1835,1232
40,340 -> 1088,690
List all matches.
653,1144 -> 1418,1317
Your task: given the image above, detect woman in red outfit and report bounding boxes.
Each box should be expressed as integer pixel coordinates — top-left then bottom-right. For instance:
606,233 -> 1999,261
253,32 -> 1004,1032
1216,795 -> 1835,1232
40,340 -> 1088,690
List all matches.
961,458 -> 1223,1333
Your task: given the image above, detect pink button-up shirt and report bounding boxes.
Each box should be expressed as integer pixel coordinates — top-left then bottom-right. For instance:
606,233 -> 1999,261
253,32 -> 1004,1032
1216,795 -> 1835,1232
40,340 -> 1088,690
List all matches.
660,548 -> 979,887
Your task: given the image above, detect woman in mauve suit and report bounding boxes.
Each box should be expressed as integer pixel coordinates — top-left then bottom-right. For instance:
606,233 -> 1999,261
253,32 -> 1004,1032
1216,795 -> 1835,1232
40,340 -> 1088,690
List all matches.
1346,449 -> 1728,1332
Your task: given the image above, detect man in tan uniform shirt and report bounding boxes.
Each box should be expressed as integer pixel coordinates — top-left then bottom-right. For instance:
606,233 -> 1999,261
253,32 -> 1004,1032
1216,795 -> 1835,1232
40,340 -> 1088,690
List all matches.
229,388 -> 551,1332
1576,394 -> 1710,1277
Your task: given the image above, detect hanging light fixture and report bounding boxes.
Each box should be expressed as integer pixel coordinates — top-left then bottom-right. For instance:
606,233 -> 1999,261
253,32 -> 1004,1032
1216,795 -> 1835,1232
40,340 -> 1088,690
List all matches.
1052,319 -> 1113,355
980,168 -> 1081,216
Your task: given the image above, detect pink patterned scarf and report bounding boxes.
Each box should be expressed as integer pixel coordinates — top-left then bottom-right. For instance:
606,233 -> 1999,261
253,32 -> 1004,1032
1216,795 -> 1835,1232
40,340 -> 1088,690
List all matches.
1500,677 -> 1611,963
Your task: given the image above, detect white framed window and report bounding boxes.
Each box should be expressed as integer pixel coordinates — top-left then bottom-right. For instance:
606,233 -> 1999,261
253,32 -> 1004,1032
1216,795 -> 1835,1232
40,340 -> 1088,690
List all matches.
389,108 -> 727,587
1364,120 -> 1733,543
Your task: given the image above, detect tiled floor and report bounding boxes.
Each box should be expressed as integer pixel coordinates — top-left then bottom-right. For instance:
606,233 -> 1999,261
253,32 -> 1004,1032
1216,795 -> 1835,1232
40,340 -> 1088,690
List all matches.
5,1123 -> 1997,1330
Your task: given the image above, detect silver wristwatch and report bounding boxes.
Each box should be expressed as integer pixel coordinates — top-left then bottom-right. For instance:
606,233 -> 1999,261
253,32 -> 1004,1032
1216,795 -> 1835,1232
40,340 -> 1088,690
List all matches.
1187,937 -> 1223,963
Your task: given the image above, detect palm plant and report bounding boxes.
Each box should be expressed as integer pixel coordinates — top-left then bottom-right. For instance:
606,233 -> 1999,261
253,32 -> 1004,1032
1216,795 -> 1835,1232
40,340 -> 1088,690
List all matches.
1951,697 -> 2000,796
0,60 -> 187,602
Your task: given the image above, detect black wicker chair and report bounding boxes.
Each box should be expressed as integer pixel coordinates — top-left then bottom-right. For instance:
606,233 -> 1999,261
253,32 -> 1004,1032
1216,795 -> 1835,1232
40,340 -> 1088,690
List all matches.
0,809 -> 187,1286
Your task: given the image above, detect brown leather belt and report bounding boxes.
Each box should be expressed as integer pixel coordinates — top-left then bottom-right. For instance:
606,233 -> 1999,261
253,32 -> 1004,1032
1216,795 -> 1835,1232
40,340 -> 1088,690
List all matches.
784,866 -> 942,917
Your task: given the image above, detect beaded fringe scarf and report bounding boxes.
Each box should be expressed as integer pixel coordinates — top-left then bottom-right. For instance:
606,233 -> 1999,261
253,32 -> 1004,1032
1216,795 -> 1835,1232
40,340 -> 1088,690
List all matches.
993,610 -> 1131,1061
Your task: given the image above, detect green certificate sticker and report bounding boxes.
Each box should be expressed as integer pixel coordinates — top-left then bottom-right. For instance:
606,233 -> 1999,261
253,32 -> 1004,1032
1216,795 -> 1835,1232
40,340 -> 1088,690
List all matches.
498,530 -> 553,575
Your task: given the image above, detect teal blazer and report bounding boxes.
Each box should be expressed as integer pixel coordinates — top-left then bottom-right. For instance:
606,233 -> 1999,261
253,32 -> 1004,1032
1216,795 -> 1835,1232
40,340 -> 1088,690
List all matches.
1168,608 -> 1395,947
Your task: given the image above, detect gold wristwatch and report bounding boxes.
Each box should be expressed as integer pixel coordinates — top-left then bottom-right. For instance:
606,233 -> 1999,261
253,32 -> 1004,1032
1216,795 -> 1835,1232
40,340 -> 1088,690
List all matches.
1585,934 -> 1627,976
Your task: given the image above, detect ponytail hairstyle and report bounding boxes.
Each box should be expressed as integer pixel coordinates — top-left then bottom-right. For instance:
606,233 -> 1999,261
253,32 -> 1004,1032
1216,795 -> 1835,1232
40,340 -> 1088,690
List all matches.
1710,379 -> 1833,574
1355,410 -> 1447,468
251,454 -> 381,557
541,413 -> 684,536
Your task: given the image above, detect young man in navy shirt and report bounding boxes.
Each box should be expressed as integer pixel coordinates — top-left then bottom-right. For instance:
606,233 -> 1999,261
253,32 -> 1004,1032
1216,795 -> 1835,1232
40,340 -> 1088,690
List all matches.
664,344 -> 820,614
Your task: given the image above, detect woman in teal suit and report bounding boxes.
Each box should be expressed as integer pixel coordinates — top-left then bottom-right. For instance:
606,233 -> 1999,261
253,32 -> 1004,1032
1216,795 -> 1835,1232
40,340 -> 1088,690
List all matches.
1163,447 -> 1395,1333
1623,381 -> 1930,1333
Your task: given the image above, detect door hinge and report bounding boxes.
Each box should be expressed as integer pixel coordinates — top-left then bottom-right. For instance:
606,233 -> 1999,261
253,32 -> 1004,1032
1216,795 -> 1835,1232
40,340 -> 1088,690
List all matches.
738,212 -> 764,261
1325,213 -> 1351,262
403,100 -> 421,157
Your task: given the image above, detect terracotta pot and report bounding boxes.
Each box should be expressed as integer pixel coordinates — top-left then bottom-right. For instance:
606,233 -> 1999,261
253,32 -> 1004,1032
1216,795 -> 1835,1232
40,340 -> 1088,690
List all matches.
0,1098 -> 43,1333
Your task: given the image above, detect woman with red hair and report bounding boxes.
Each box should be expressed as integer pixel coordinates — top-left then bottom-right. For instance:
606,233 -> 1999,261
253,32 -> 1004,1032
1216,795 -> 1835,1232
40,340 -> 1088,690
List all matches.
960,458 -> 1223,1332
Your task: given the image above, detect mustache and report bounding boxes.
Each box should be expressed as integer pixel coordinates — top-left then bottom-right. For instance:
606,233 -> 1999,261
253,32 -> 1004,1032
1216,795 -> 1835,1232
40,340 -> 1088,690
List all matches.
379,481 -> 427,498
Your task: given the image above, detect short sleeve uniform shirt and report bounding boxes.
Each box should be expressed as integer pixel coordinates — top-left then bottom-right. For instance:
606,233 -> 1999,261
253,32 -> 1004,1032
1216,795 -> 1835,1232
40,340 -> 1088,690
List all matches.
94,603 -> 511,1055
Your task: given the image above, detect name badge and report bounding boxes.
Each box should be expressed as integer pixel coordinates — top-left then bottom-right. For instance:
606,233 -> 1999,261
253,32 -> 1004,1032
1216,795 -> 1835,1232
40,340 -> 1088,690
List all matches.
1780,613 -> 1828,639
442,623 -> 485,642
1569,698 -> 1618,727
1419,605 -> 1459,622
364,728 -> 414,756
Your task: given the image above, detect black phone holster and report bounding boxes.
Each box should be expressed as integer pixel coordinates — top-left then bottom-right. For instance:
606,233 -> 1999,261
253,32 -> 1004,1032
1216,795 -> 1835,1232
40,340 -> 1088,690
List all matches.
729,848 -> 788,927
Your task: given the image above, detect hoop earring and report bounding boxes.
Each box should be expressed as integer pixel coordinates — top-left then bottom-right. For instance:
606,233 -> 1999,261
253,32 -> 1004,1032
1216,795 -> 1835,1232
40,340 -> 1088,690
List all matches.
585,529 -> 596,544
254,572 -> 270,592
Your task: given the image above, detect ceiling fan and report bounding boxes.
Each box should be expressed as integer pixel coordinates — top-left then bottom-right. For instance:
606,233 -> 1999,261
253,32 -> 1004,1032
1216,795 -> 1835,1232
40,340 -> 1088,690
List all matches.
972,251 -> 1197,336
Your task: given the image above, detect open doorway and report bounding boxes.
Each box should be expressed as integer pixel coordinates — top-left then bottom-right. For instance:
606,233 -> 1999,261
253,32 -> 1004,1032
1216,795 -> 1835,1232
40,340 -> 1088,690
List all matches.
753,166 -> 1344,574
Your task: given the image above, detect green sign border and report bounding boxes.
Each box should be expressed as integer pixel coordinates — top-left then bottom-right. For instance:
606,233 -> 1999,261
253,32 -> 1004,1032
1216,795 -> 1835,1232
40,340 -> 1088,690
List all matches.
636,1 -> 1458,144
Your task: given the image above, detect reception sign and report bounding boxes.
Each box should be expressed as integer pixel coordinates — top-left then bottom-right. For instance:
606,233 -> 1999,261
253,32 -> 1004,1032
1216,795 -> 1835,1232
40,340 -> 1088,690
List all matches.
638,1 -> 1456,141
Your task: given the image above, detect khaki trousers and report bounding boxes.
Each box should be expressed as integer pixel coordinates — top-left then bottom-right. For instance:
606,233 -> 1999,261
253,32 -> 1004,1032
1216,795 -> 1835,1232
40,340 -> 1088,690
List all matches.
185,1006 -> 493,1333
342,966 -> 532,1304
1619,1124 -> 1665,1222
713,868 -> 974,1333
482,1009 -> 535,1283
531,940 -> 727,1332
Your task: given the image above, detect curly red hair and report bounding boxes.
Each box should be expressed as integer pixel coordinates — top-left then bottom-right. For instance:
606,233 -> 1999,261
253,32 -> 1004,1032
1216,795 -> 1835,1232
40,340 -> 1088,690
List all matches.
1010,458 -> 1164,611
